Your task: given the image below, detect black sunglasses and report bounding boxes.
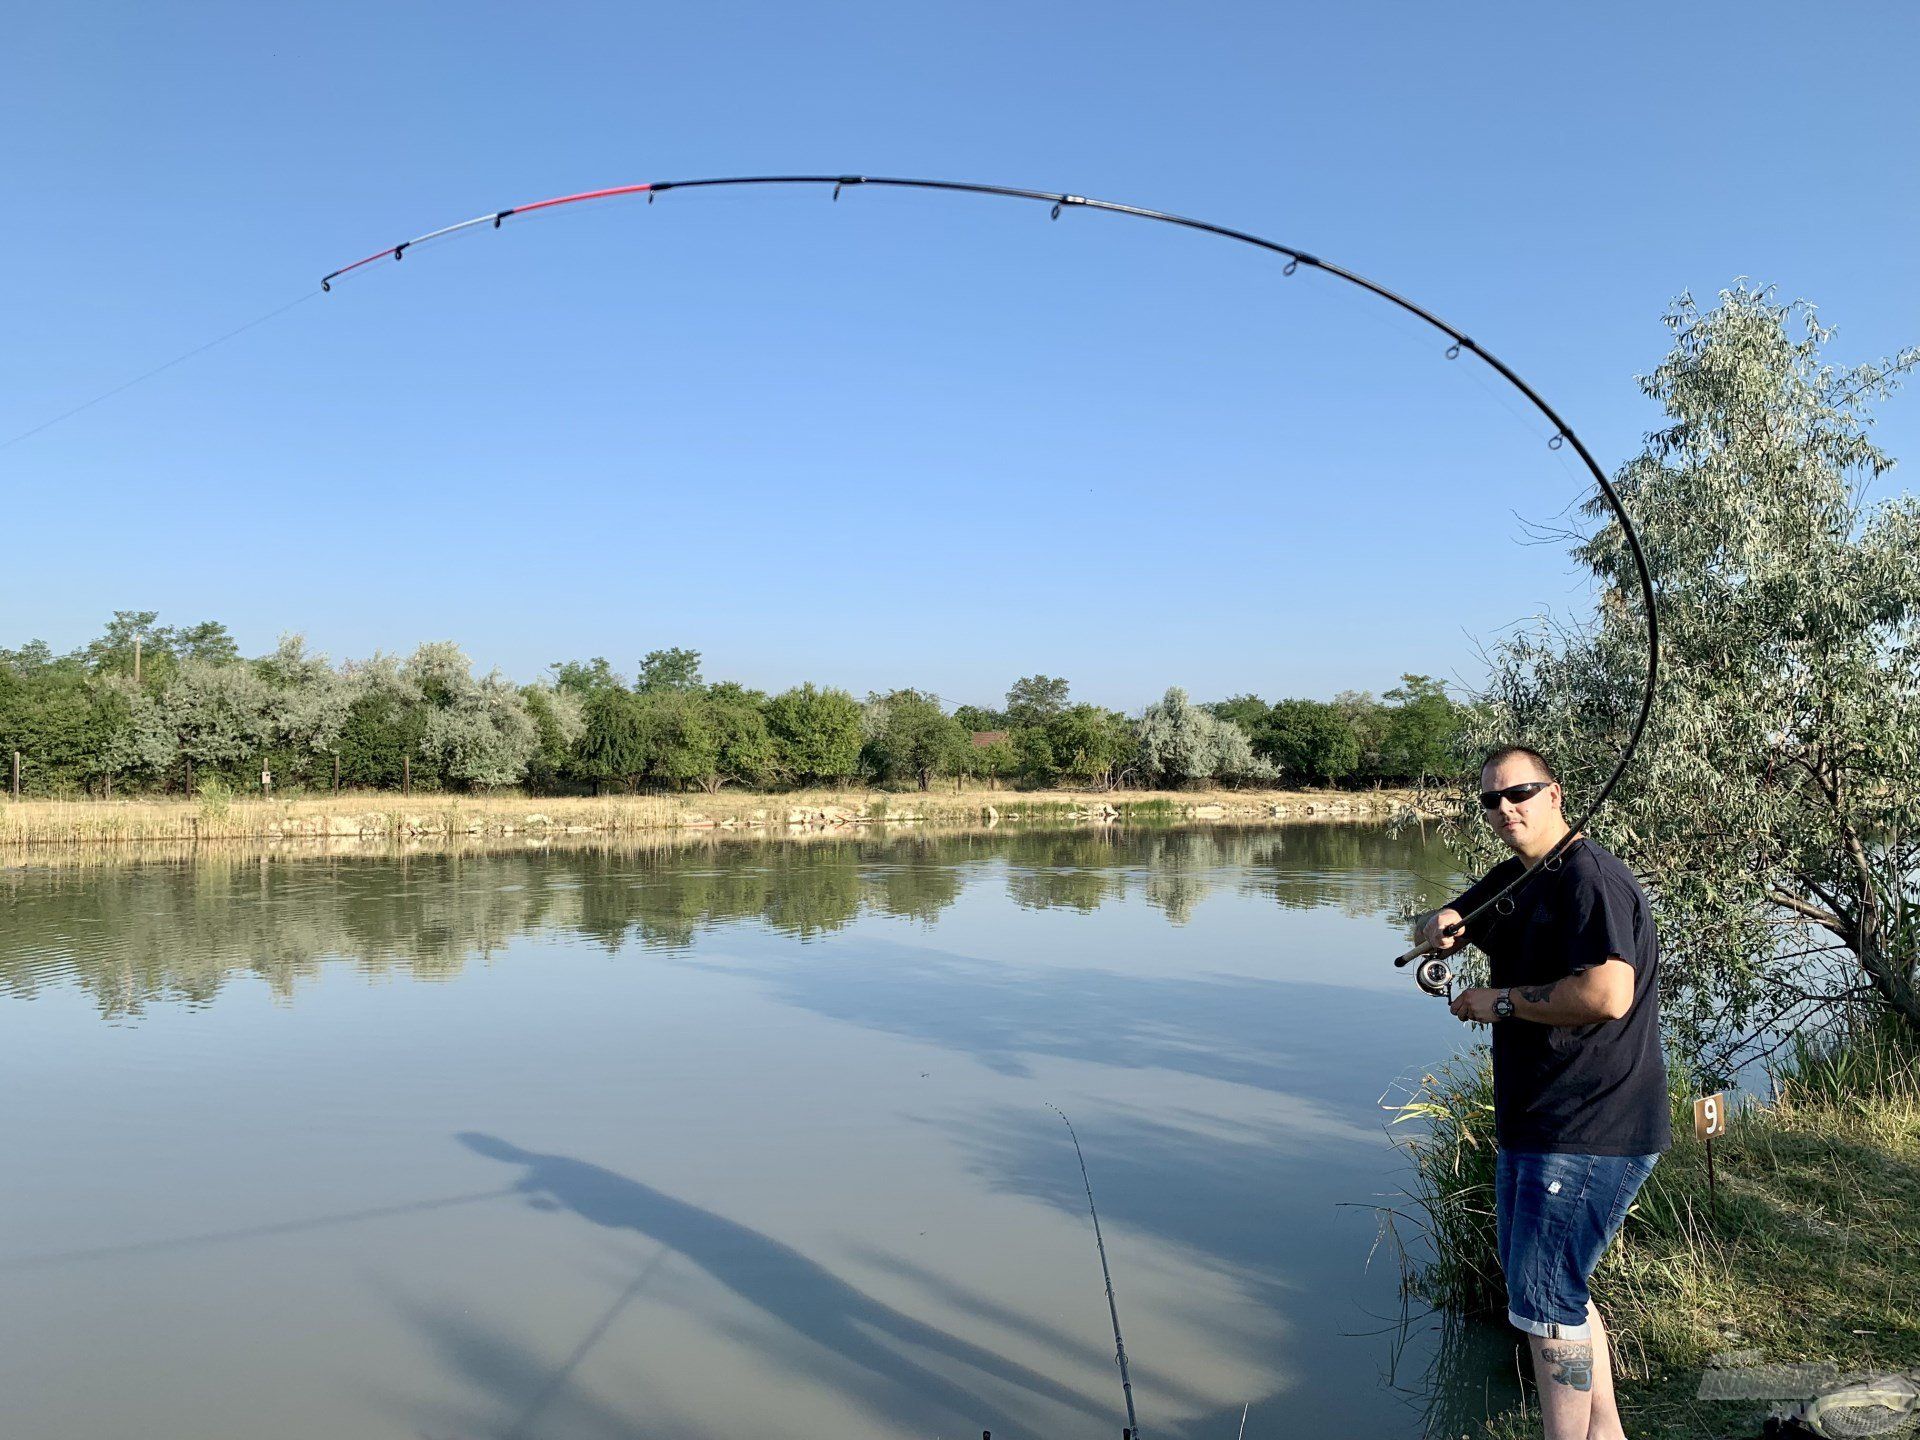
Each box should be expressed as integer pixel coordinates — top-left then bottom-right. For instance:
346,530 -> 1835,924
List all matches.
1479,780 -> 1553,810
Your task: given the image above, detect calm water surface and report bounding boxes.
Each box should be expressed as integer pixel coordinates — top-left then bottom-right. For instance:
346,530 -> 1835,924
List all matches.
0,824 -> 1516,1439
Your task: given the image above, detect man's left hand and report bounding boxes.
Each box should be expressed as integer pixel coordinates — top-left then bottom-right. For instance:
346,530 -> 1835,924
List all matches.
1449,988 -> 1501,1025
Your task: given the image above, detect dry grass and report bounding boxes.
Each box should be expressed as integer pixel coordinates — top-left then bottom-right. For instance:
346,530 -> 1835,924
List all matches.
0,785 -> 1429,848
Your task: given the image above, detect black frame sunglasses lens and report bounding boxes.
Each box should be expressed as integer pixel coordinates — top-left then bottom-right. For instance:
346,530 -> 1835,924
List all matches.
1480,781 -> 1551,810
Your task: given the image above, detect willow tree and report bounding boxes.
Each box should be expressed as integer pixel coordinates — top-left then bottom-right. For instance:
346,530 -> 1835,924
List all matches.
1137,687 -> 1273,787
405,644 -> 537,790
256,634 -> 353,784
1467,285 -> 1920,1072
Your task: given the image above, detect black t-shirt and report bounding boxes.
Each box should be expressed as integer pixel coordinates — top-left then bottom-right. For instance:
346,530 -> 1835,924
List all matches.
1452,839 -> 1672,1155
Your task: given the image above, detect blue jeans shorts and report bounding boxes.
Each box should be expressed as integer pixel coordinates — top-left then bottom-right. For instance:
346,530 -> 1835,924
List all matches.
1495,1149 -> 1658,1340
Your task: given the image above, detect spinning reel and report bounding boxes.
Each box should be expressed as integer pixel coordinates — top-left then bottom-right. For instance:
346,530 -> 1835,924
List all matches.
1398,883 -> 1528,998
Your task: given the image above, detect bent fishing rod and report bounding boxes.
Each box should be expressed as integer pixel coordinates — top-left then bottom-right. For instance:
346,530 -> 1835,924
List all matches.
320,173 -> 1660,987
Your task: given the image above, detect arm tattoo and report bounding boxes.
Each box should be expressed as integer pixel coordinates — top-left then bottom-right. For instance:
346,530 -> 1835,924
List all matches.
1541,1342 -> 1594,1391
1519,979 -> 1559,1006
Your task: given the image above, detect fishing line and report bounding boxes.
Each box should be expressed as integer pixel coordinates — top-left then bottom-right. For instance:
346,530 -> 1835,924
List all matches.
1048,1104 -> 1139,1440
0,290 -> 321,454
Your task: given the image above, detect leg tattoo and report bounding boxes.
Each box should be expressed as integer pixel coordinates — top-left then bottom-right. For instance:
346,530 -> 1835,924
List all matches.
1541,1341 -> 1594,1391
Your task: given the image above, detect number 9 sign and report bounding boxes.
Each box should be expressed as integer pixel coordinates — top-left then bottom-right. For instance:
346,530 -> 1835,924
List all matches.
1693,1092 -> 1729,1141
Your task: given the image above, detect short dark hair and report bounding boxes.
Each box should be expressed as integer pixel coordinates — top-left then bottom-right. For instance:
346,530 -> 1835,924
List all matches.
1480,745 -> 1557,783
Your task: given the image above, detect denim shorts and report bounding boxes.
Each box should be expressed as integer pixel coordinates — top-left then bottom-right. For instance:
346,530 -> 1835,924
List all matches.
1494,1149 -> 1658,1339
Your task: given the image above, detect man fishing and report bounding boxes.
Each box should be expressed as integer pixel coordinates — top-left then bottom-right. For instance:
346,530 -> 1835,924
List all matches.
1420,745 -> 1672,1440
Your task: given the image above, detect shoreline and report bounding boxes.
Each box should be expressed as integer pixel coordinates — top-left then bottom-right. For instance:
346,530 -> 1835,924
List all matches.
0,786 -> 1439,850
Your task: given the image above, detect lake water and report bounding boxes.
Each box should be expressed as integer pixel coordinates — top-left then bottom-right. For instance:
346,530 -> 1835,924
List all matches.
0,824 -> 1519,1440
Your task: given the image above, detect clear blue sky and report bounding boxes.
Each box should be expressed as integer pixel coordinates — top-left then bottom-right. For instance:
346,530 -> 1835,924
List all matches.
4,2 -> 1915,712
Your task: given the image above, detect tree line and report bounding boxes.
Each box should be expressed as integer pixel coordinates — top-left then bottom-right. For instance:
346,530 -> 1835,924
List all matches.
0,620 -> 1471,798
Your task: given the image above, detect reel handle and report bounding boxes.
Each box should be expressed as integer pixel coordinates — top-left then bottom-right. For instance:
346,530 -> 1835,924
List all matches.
1393,939 -> 1432,968
1394,925 -> 1464,968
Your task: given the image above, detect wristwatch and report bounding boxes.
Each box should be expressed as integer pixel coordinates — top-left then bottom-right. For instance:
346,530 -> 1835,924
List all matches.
1492,988 -> 1515,1021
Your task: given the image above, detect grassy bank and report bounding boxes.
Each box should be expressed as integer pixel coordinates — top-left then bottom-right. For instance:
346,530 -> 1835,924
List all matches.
1390,1020 -> 1920,1439
0,785 -> 1430,847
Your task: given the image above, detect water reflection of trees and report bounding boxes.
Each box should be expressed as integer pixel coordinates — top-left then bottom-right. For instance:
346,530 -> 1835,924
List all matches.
1,823 -> 1460,1017
1004,825 -> 1459,925
1233,823 -> 1461,917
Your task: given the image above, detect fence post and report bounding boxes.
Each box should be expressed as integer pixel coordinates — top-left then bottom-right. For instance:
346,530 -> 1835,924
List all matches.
10,750 -> 18,800
333,754 -> 341,796
403,755 -> 411,797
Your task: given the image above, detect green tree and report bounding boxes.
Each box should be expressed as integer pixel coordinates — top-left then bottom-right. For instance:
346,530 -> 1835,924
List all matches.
551,657 -> 623,697
1329,690 -> 1388,781
1263,699 -> 1360,785
1210,716 -> 1278,787
1011,724 -> 1058,786
575,688 -> 647,793
636,647 -> 704,694
1044,704 -> 1136,789
766,683 -> 863,786
1469,284 -> 1920,1066
956,731 -> 1019,788
83,611 -> 164,682
701,683 -> 775,792
630,689 -> 718,791
1378,675 -> 1466,785
0,648 -> 94,795
953,703 -> 1010,734
84,612 -> 238,686
1207,693 -> 1271,735
1005,674 -> 1071,730
333,656 -> 428,790
521,684 -> 585,794
865,689 -> 969,791
171,621 -> 240,666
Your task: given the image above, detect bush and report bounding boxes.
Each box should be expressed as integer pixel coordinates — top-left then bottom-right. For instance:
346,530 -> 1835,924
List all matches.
195,776 -> 233,822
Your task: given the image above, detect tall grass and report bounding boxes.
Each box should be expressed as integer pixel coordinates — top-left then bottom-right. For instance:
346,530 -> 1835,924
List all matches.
1383,1055 -> 1504,1314
1776,1009 -> 1920,1113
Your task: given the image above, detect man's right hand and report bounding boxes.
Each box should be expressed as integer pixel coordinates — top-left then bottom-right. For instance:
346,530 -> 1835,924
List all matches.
1421,907 -> 1466,954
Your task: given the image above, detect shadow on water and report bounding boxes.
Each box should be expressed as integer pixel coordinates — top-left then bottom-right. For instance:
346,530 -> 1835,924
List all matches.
443,1133 -> 1114,1439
